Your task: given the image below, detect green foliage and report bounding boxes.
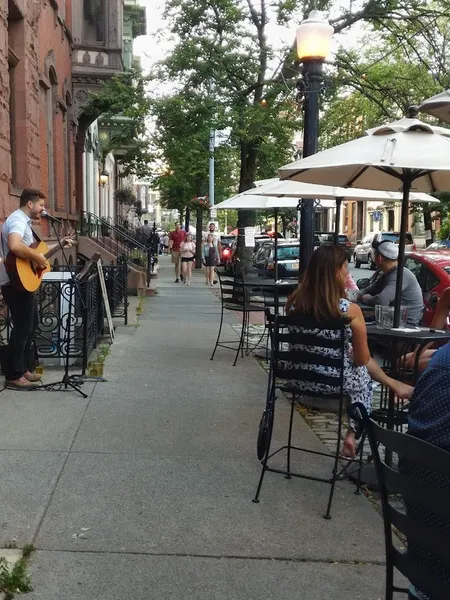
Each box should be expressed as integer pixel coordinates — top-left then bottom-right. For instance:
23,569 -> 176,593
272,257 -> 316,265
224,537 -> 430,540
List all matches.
84,68 -> 152,178
0,552 -> 33,599
114,187 -> 137,206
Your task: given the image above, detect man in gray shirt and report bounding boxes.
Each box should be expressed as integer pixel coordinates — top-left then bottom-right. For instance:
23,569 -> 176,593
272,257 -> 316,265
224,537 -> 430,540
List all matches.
359,240 -> 424,326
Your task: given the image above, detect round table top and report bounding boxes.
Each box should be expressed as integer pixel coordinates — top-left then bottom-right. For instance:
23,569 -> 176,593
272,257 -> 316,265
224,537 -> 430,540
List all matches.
366,325 -> 450,344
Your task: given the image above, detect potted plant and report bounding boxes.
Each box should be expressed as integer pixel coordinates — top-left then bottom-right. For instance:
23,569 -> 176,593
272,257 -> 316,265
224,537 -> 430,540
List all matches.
88,343 -> 110,377
114,187 -> 137,207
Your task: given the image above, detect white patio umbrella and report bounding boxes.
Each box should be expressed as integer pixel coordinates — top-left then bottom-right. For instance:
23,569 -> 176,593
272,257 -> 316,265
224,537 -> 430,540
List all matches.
247,179 -> 438,239
420,90 -> 450,125
278,112 -> 450,326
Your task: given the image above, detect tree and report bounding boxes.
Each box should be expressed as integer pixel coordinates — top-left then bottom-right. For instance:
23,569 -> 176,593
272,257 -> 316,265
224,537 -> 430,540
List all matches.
150,91 -> 237,264
84,68 -> 153,178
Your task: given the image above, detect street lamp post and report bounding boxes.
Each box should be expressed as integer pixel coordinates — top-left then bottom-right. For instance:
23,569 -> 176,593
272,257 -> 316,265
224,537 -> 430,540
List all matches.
295,11 -> 333,274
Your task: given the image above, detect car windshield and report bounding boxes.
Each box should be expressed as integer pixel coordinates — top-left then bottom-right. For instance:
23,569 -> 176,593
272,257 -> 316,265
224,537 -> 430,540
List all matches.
443,267 -> 450,275
220,236 -> 235,245
275,246 -> 299,260
381,233 -> 413,244
338,235 -> 349,243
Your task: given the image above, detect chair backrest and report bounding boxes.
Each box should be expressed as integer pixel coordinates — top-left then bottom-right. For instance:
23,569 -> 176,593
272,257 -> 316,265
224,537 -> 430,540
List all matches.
362,410 -> 450,600
216,270 -> 246,307
271,312 -> 347,400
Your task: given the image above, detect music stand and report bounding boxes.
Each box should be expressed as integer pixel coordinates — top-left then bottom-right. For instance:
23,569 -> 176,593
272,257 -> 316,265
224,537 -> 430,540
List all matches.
36,219 -> 88,398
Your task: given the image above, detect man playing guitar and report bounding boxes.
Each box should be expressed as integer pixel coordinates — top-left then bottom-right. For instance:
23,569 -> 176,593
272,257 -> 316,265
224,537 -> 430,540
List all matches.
0,188 -> 73,388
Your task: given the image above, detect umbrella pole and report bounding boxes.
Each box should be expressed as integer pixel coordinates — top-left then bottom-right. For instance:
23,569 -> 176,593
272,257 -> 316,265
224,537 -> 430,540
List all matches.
334,197 -> 343,244
393,176 -> 412,328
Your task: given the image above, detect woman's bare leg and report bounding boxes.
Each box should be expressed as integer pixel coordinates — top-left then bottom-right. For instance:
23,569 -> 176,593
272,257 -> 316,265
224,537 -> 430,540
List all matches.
187,261 -> 193,285
181,261 -> 188,283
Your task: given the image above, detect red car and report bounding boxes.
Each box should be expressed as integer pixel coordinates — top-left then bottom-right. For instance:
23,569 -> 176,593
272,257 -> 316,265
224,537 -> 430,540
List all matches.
404,251 -> 450,326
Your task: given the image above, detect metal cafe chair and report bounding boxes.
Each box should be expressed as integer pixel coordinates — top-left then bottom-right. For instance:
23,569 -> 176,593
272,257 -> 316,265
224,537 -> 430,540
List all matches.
253,312 -> 365,519
210,270 -> 266,366
349,403 -> 450,600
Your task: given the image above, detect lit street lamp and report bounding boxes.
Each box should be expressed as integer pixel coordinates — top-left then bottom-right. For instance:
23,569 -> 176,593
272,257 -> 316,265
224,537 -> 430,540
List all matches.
295,11 -> 333,274
99,170 -> 109,187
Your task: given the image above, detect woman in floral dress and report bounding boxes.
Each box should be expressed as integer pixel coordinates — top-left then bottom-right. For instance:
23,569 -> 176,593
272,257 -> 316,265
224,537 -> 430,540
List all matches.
286,243 -> 413,457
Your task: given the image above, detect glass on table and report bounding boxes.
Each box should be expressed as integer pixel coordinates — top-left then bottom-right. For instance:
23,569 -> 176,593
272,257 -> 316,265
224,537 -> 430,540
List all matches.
375,305 -> 408,329
346,289 -> 359,302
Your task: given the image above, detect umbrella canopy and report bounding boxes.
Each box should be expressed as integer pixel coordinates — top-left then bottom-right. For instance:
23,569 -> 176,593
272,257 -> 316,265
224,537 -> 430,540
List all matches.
247,179 -> 438,204
420,90 -> 450,125
278,113 -> 450,326
279,118 -> 450,192
214,193 -> 284,210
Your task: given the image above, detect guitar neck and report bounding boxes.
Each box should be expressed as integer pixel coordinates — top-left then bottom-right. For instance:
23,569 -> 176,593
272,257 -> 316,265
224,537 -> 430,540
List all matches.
44,244 -> 64,261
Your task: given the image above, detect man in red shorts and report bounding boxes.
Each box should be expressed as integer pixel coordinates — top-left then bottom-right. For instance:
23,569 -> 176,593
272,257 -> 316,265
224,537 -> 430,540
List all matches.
168,222 -> 186,282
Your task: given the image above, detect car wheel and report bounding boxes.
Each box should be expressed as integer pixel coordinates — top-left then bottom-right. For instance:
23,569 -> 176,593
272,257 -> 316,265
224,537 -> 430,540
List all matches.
354,253 -> 361,268
369,253 -> 377,270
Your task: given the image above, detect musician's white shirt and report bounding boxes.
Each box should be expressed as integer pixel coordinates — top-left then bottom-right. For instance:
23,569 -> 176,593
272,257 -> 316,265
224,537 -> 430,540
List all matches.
0,209 -> 33,286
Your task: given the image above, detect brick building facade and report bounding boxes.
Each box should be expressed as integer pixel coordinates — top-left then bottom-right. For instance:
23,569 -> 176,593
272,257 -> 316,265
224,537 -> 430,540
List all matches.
1,0 -> 76,229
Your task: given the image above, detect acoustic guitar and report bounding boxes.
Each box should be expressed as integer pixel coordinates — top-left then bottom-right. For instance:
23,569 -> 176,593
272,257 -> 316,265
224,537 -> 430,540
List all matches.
5,228 -> 76,292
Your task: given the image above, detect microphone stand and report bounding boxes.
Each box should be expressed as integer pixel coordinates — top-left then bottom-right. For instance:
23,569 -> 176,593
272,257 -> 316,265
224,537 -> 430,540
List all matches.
36,218 -> 88,398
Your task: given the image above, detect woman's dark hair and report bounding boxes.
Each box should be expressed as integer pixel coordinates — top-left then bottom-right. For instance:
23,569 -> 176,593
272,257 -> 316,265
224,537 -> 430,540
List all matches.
20,188 -> 45,207
286,243 -> 349,321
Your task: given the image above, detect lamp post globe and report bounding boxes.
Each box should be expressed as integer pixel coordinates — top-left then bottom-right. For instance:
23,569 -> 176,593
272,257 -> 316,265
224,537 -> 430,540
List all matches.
100,170 -> 109,187
296,10 -> 334,62
296,11 -> 333,276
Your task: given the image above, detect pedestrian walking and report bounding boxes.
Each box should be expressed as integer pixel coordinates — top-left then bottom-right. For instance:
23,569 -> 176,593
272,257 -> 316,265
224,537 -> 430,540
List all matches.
163,233 -> 169,254
168,222 -> 186,282
180,233 -> 195,286
202,233 -> 219,286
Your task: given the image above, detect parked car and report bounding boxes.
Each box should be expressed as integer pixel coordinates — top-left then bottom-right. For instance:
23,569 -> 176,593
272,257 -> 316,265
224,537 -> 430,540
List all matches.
353,231 -> 415,269
255,240 -> 301,279
425,240 -> 450,251
316,232 -> 353,260
404,251 -> 450,326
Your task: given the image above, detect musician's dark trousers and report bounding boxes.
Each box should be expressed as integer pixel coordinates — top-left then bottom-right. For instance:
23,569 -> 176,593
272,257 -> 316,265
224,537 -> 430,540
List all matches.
1,285 -> 38,380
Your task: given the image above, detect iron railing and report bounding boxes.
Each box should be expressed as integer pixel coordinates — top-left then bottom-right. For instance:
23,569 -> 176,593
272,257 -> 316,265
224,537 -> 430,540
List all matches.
79,211 -> 157,287
0,262 -> 129,371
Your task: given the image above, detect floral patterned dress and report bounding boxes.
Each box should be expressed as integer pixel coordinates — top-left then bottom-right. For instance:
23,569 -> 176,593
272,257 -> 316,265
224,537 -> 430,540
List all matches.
287,298 -> 373,424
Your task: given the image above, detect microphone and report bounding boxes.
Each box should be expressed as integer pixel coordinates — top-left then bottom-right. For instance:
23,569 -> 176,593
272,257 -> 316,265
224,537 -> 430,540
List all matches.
41,210 -> 63,225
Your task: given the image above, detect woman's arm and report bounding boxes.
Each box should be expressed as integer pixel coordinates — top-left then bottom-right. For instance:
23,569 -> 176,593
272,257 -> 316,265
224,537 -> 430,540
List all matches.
347,303 -> 371,366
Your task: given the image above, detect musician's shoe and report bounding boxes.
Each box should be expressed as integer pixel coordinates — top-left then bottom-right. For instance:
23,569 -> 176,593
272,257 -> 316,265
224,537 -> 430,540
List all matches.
24,370 -> 42,382
6,377 -> 40,389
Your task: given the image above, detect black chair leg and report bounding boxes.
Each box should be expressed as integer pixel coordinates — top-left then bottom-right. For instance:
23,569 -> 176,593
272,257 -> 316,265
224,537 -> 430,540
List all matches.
210,304 -> 224,361
253,400 -> 275,504
286,395 -> 295,479
233,310 -> 247,366
324,406 -> 344,520
354,430 -> 367,496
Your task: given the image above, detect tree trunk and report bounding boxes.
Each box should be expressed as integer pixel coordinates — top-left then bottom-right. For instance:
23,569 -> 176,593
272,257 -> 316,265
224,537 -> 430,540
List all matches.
235,141 -> 258,274
195,209 -> 203,268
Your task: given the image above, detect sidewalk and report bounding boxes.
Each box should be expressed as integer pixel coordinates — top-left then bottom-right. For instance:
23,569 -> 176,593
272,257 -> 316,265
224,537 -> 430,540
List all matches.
0,256 -> 388,599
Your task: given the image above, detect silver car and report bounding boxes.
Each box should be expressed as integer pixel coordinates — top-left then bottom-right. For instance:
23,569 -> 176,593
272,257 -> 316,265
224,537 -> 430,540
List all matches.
353,231 -> 415,269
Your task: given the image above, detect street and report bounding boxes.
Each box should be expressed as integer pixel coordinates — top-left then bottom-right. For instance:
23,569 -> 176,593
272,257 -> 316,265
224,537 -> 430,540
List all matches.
348,260 -> 375,285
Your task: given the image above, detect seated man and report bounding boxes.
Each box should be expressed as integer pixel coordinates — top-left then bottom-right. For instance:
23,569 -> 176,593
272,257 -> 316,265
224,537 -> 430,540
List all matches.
399,343 -> 450,599
358,239 -> 423,326
404,287 -> 450,372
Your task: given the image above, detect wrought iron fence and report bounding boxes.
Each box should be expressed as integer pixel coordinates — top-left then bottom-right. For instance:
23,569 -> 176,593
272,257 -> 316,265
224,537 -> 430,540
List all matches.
0,261 -> 129,370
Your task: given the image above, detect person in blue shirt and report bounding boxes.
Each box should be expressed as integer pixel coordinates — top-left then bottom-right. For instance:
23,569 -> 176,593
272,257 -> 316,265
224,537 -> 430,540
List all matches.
400,342 -> 450,599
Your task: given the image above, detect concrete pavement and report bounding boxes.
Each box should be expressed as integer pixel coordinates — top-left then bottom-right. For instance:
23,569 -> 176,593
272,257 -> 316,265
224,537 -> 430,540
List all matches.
0,256 -> 390,599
